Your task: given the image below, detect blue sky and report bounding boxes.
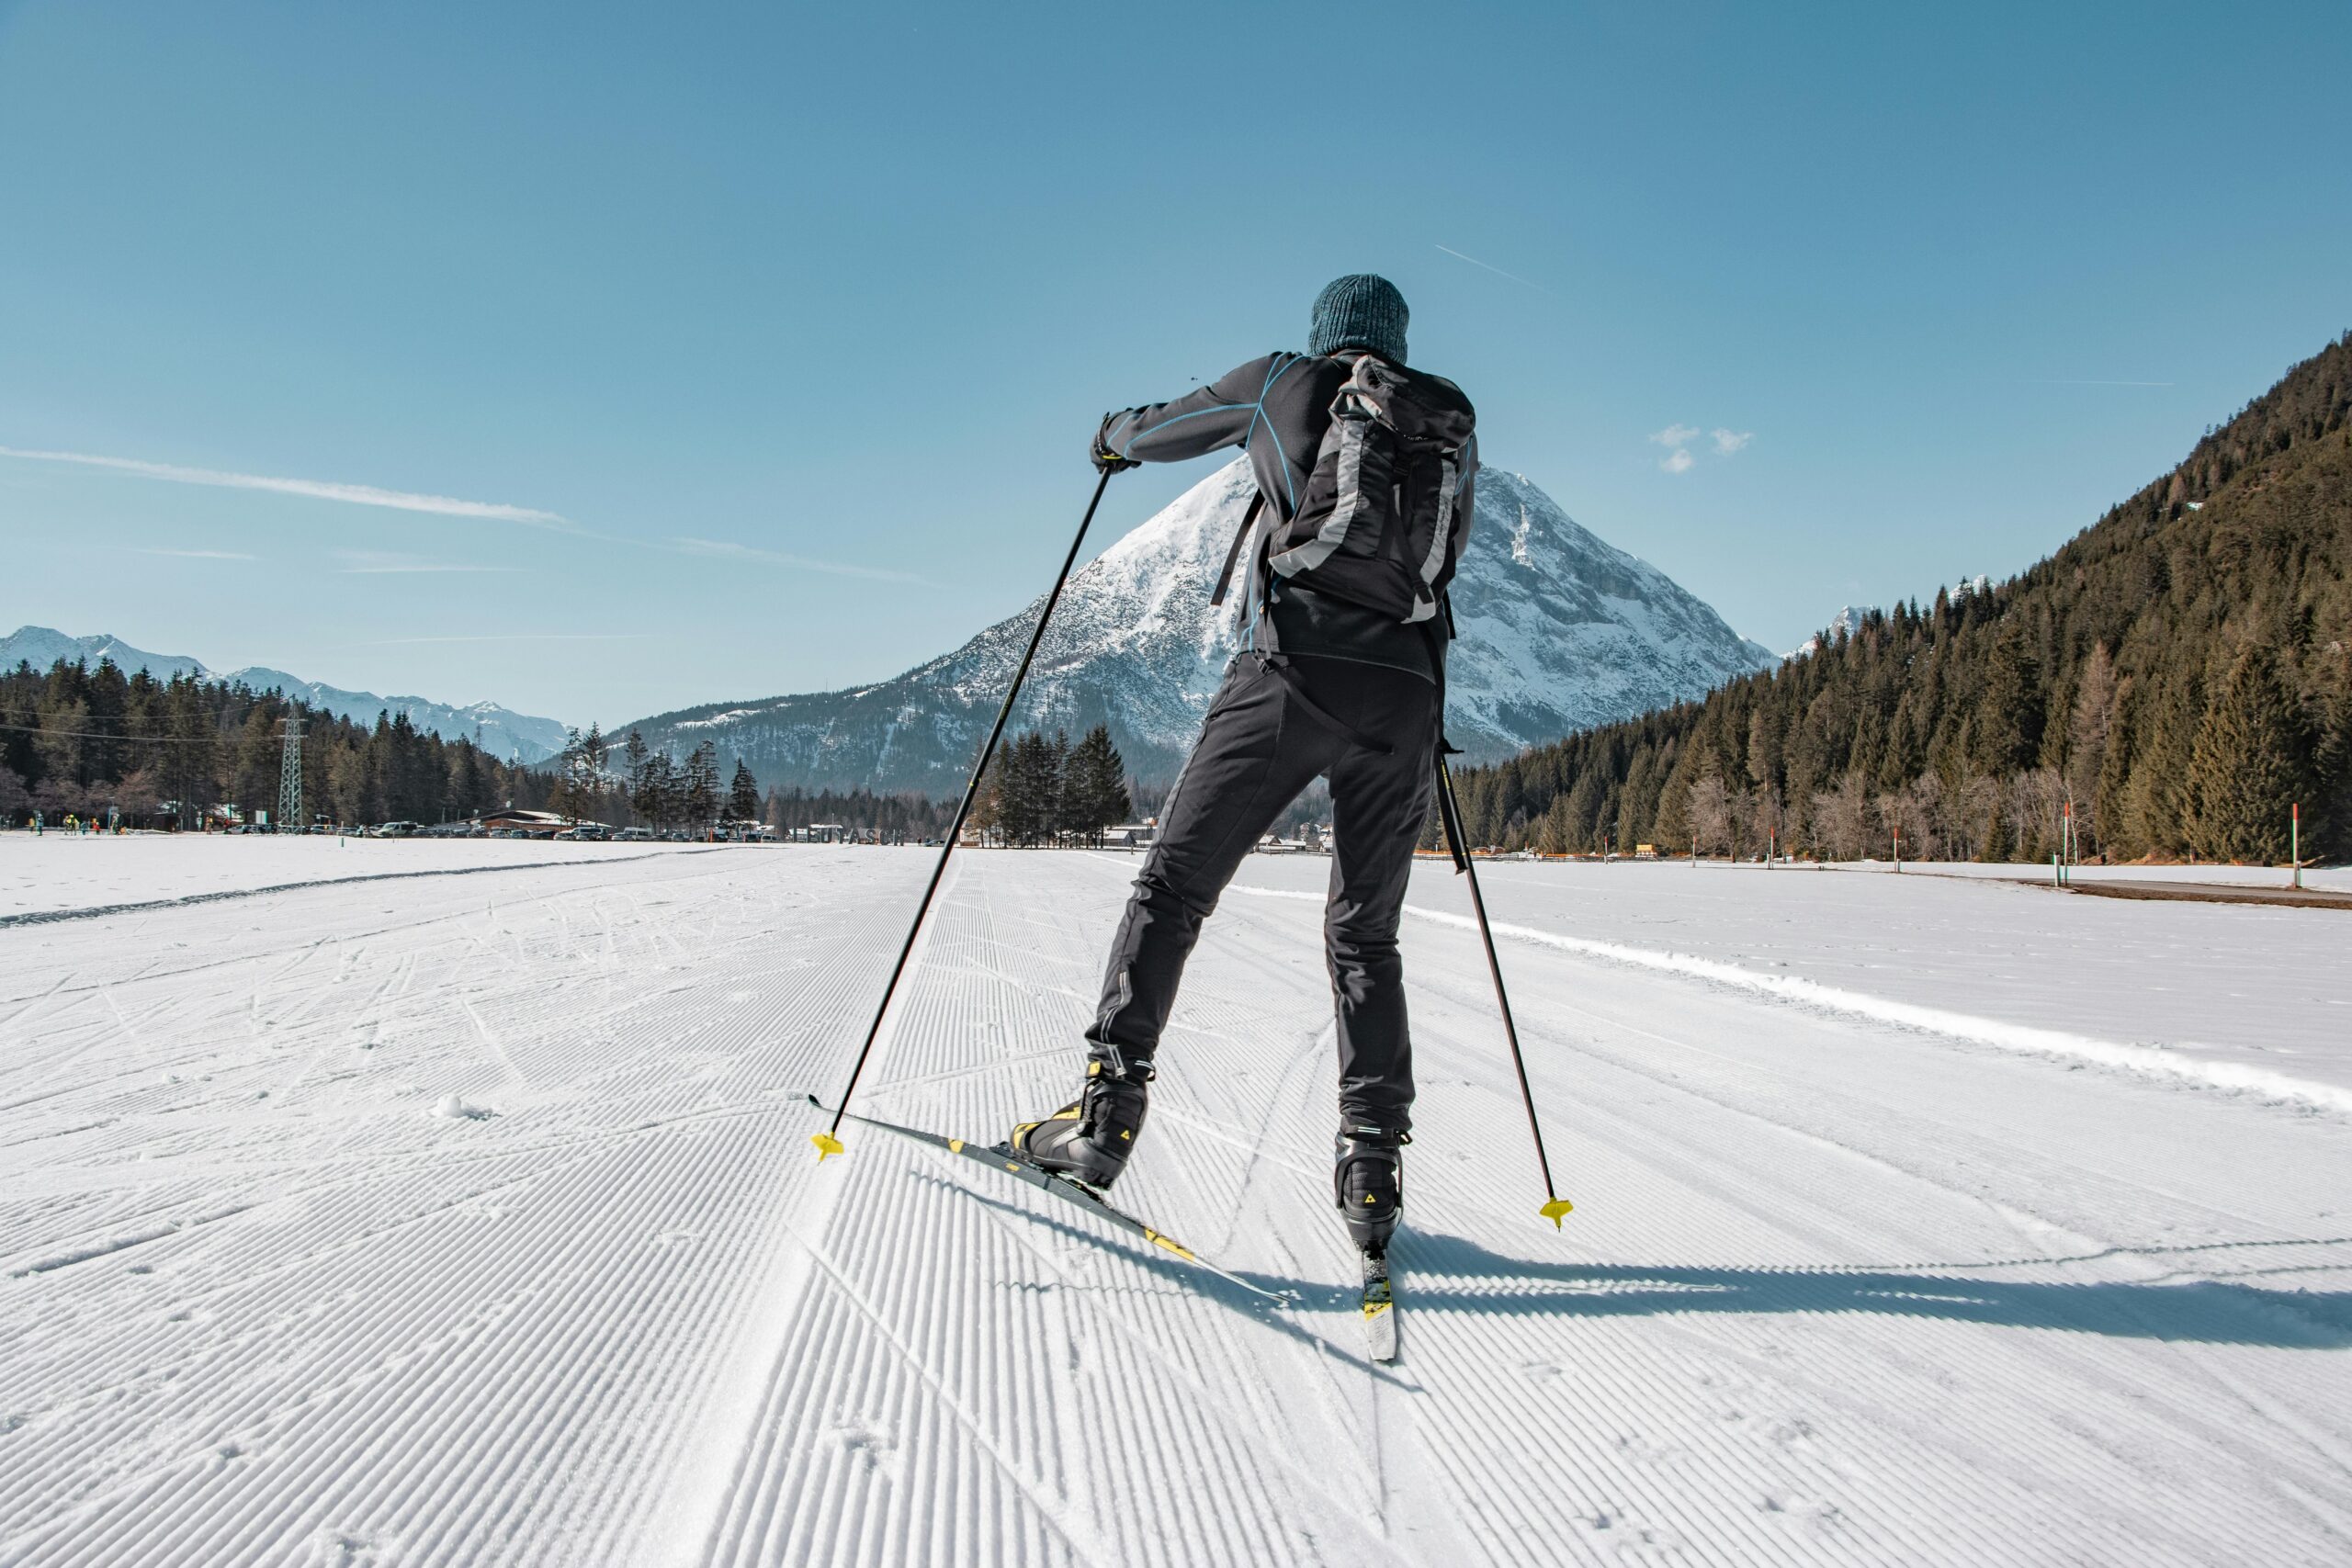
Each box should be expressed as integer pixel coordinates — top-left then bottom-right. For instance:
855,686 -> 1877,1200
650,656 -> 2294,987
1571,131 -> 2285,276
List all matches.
3,0 -> 2346,729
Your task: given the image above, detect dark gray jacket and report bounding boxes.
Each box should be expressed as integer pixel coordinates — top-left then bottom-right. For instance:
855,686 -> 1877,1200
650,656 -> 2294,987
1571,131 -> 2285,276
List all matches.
1100,351 -> 1479,678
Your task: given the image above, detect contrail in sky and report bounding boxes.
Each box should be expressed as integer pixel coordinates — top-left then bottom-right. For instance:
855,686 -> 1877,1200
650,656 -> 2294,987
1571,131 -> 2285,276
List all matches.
0,444 -> 571,525
6,441 -> 926,582
668,536 -> 931,584
1434,244 -> 1556,296
2016,378 -> 2176,388
367,634 -> 656,646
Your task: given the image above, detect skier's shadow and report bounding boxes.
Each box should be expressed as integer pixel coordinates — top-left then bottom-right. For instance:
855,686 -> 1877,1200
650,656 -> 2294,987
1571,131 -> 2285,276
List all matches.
1387,1228 -> 2352,1349
939,1178 -> 2352,1353
936,1180 -> 1412,1377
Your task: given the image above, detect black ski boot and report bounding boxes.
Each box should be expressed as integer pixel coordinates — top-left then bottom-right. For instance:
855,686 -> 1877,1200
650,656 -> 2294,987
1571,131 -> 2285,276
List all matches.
1335,1123 -> 1408,1252
1009,1058 -> 1150,1191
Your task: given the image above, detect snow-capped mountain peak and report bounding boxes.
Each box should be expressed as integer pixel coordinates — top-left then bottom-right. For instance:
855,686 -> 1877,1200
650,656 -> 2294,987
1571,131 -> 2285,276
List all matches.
621,458 -> 1774,790
1782,604 -> 1877,660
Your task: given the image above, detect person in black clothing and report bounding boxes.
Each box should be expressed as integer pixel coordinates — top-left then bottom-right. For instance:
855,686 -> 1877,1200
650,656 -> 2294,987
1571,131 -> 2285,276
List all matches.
1011,276 -> 1477,1251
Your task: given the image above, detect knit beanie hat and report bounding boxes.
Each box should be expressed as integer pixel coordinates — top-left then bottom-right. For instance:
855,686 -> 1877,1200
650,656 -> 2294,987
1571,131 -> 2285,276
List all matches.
1307,274 -> 1408,364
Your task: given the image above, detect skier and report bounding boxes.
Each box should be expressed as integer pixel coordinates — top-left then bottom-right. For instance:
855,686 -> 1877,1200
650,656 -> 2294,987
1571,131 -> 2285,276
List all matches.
1011,275 -> 1477,1256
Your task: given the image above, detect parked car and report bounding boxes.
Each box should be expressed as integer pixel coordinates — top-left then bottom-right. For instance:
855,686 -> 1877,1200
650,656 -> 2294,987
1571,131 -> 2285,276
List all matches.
489,828 -> 528,840
372,821 -> 419,839
614,827 -> 651,842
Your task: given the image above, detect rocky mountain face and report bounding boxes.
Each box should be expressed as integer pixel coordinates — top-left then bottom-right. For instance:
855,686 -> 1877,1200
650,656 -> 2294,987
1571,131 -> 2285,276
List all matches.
0,626 -> 571,763
621,460 -> 1772,793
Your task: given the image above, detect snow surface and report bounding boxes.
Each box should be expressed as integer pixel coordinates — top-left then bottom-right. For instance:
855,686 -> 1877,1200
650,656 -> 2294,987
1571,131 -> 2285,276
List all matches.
1230,857 -> 2352,1110
0,834 -> 680,922
3,840 -> 2348,1565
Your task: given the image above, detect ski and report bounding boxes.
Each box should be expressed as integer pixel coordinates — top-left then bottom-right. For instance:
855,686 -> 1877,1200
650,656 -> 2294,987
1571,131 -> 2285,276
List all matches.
1360,1247 -> 1396,1362
807,1096 -> 1294,1310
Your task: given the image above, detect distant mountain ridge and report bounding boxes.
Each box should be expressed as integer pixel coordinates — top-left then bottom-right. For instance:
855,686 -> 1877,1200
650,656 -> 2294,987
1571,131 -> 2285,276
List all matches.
0,626 -> 571,763
619,458 -> 1774,793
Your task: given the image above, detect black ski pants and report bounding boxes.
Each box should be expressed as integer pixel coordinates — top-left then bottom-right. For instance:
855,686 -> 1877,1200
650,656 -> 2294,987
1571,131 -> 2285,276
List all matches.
1087,651 -> 1440,1130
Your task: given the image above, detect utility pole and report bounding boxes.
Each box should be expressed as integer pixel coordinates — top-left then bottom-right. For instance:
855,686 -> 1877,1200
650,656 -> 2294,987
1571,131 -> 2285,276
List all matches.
278,709 -> 304,832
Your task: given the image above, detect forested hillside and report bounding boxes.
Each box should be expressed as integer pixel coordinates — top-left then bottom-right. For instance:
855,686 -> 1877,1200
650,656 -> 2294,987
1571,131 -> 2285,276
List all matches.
1445,332 -> 2352,863
1,659 -> 552,828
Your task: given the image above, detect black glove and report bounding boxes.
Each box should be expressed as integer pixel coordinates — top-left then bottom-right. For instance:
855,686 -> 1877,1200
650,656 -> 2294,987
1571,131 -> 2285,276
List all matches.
1091,418 -> 1140,475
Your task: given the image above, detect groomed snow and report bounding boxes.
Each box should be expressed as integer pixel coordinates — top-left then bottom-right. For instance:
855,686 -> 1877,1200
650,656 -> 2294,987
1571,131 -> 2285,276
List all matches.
0,834 -> 688,922
3,840 -> 2347,1565
1230,856 -> 2352,1107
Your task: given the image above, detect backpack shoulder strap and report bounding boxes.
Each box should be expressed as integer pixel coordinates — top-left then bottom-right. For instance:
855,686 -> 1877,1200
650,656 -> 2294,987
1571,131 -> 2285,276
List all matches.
1208,491 -> 1266,607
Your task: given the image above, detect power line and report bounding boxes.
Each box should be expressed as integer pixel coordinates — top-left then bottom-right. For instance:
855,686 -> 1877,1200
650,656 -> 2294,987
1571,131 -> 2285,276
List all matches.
0,721 -> 235,745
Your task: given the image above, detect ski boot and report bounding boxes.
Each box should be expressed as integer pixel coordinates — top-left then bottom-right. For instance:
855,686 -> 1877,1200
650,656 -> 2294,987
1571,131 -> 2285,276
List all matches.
1335,1123 -> 1408,1253
1009,1057 -> 1151,1191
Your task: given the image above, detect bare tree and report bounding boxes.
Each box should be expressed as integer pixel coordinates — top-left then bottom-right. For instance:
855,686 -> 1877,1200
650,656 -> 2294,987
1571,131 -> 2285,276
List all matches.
1955,772 -> 2004,861
1747,784 -> 1783,859
1688,775 -> 1734,857
2008,768 -> 2067,861
1811,772 -> 1871,860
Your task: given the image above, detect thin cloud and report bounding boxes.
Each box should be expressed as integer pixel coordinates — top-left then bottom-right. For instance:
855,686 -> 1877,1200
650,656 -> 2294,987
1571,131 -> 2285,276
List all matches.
334,550 -> 519,575
138,547 -> 255,560
339,564 -> 519,574
2017,378 -> 2175,388
1659,448 -> 1697,475
366,634 -> 655,646
669,536 -> 929,584
0,444 -> 571,526
1711,428 -> 1754,456
1432,244 -> 1556,297
1650,424 -> 1700,448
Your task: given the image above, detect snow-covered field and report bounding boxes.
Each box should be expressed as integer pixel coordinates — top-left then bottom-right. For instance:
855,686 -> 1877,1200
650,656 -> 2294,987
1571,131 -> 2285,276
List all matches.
0,834 -> 661,922
3,841 -> 2347,1565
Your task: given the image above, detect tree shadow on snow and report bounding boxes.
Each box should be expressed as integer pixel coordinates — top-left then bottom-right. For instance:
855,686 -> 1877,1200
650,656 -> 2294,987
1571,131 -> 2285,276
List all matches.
1385,1229 -> 2352,1349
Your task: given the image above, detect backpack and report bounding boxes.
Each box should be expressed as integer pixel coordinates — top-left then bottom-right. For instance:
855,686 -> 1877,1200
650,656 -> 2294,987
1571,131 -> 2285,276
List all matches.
1219,354 -> 1476,626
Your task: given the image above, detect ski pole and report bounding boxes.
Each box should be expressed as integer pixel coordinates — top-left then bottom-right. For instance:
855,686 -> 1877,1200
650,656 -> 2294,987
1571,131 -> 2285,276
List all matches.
814,468 -> 1116,1158
1433,752 -> 1574,1228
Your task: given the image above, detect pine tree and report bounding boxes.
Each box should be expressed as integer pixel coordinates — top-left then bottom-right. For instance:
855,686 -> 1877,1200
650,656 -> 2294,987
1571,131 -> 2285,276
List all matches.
1048,730 -> 1072,841
1975,625 -> 2044,777
728,758 -> 762,824
2129,662 -> 2204,855
1063,725 -> 1130,845
2061,643 -> 2115,854
623,730 -> 650,824
997,730 -> 1061,846
633,750 -> 669,829
969,748 -> 1003,842
2188,646 -> 2313,862
684,741 -> 720,834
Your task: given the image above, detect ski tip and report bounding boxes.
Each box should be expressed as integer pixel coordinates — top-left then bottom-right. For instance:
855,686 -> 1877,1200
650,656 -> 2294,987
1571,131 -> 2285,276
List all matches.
810,1131 -> 845,1161
1539,1197 -> 1574,1228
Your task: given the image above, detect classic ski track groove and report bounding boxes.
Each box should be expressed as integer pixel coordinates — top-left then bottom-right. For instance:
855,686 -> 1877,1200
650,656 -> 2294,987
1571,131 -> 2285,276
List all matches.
3,848 -> 2347,1564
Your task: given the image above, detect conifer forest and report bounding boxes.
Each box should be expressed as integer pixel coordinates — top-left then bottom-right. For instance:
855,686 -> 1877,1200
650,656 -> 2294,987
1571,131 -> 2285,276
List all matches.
1441,333 -> 2352,864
